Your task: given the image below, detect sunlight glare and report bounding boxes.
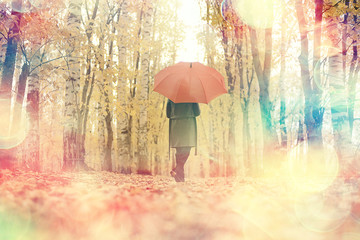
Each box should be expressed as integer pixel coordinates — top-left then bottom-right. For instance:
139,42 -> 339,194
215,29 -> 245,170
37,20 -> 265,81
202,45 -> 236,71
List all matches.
0,99 -> 30,149
288,144 -> 339,193
0,208 -> 33,240
342,233 -> 360,240
230,187 -> 303,239
294,191 -> 351,232
176,0 -> 204,62
232,0 -> 280,29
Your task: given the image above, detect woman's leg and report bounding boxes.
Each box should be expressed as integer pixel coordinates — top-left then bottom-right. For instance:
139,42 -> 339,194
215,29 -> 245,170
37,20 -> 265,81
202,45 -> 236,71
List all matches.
173,147 -> 191,182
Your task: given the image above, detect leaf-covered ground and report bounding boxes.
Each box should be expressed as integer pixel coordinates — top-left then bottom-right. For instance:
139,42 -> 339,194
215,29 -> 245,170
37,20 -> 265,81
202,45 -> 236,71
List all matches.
0,169 -> 360,240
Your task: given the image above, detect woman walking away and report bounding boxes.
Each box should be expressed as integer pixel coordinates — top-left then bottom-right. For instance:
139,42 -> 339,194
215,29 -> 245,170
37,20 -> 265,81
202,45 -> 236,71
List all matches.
166,99 -> 200,182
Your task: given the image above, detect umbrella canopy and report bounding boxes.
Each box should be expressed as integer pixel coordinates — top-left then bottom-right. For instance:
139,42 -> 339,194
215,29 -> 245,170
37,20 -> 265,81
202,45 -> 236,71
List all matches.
153,62 -> 227,104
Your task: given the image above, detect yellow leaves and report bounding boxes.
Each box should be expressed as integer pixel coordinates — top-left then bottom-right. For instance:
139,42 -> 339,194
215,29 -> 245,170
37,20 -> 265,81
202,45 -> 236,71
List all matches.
354,2 -> 360,10
324,0 -> 360,18
2,168 -> 356,239
324,4 -> 347,18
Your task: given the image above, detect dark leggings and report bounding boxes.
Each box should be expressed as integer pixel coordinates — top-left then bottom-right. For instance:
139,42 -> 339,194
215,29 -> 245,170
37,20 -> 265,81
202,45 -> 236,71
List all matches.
175,147 -> 191,169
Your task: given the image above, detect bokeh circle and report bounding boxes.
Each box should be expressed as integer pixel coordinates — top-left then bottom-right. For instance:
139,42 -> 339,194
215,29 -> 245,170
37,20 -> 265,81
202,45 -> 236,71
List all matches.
221,0 -> 242,27
0,98 -> 30,149
294,190 -> 352,232
232,0 -> 279,29
288,143 -> 339,193
11,0 -> 32,13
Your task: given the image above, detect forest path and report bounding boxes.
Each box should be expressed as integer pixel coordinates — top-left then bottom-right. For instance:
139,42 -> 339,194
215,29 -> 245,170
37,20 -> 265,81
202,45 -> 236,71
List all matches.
0,170 -> 360,240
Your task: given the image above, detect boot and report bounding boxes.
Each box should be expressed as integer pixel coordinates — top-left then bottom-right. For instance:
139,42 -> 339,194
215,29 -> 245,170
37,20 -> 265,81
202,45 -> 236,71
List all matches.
170,167 -> 184,182
170,147 -> 190,182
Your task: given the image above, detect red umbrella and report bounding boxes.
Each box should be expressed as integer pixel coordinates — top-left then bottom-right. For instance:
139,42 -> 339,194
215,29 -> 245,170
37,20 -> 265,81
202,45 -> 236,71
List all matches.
153,62 -> 227,104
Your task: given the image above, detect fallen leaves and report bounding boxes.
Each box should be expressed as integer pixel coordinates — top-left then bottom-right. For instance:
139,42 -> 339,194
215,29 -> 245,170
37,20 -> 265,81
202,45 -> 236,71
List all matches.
0,169 -> 360,240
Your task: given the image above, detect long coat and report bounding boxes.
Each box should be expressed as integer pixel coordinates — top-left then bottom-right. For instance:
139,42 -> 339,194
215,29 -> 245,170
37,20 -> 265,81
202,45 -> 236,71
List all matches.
166,100 -> 200,149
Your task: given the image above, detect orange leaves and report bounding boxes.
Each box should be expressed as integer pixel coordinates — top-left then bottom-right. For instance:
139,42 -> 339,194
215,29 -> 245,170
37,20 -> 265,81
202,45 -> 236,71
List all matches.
1,170 -> 360,239
0,170 -> 238,239
20,11 -> 59,44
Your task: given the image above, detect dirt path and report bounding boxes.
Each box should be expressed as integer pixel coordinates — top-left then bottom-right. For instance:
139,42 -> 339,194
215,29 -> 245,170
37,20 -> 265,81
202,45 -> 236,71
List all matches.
0,170 -> 359,240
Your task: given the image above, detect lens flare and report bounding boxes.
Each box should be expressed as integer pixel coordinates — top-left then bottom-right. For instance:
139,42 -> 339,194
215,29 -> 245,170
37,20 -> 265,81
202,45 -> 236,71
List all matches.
0,99 -> 30,149
0,208 -> 33,240
348,146 -> 360,176
230,187 -> 319,239
11,0 -> 32,13
294,191 -> 351,232
313,46 -> 341,92
351,192 -> 360,223
232,0 -> 279,29
288,143 -> 339,192
342,232 -> 360,240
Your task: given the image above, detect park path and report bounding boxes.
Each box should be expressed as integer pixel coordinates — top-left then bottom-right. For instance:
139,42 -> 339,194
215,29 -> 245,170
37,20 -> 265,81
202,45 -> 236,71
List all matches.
0,169 -> 360,240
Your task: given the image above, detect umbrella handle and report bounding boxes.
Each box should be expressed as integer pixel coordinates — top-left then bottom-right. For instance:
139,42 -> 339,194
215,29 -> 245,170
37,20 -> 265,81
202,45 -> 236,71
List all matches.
169,119 -> 171,163
195,117 -> 197,156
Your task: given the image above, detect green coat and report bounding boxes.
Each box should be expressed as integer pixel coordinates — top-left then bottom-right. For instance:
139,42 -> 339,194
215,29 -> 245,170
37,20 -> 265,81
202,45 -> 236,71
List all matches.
166,100 -> 200,148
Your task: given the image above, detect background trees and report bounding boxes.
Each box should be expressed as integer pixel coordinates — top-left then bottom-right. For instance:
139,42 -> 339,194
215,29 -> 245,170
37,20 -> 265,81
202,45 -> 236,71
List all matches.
0,0 -> 359,179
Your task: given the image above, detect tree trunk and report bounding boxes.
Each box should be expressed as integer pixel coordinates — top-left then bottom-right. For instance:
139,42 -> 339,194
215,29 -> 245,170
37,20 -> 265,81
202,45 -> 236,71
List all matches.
25,50 -> 41,171
235,28 -> 247,177
97,100 -> 106,169
103,92 -> 113,171
17,62 -> 29,103
227,99 -> 236,176
309,0 -> 324,148
279,0 -> 287,148
205,0 -> 217,177
326,16 -> 356,178
295,0 -> 323,151
63,0 -> 88,170
102,8 -> 119,172
79,0 -> 99,167
0,8 -> 22,168
348,2 -> 358,136
225,46 -> 236,176
1,10 -> 21,95
348,46 -> 358,135
0,42 -> 7,79
241,30 -> 255,176
137,1 -> 153,175
117,1 -> 131,173
249,27 -> 276,174
221,32 -> 237,176
242,101 -> 251,175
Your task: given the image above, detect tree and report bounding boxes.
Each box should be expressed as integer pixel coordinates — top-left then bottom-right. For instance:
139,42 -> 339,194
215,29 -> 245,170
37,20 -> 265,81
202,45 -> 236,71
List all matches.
309,0 -> 325,148
63,0 -> 88,170
0,2 -> 23,168
324,0 -> 358,177
117,0 -> 131,173
237,27 -> 254,176
25,45 -> 41,170
1,5 -> 21,95
294,0 -> 325,153
248,26 -> 275,174
137,0 -> 153,175
279,0 -> 287,148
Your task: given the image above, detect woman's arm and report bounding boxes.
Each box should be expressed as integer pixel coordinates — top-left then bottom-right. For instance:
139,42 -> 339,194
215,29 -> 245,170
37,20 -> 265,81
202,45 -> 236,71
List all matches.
166,99 -> 171,118
193,103 -> 200,117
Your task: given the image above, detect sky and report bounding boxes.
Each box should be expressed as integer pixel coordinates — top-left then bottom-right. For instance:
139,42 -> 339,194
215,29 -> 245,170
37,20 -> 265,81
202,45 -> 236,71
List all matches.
175,0 -> 204,63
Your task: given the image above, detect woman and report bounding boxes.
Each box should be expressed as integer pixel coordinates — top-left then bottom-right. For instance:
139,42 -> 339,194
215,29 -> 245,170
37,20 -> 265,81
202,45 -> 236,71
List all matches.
166,99 -> 200,182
